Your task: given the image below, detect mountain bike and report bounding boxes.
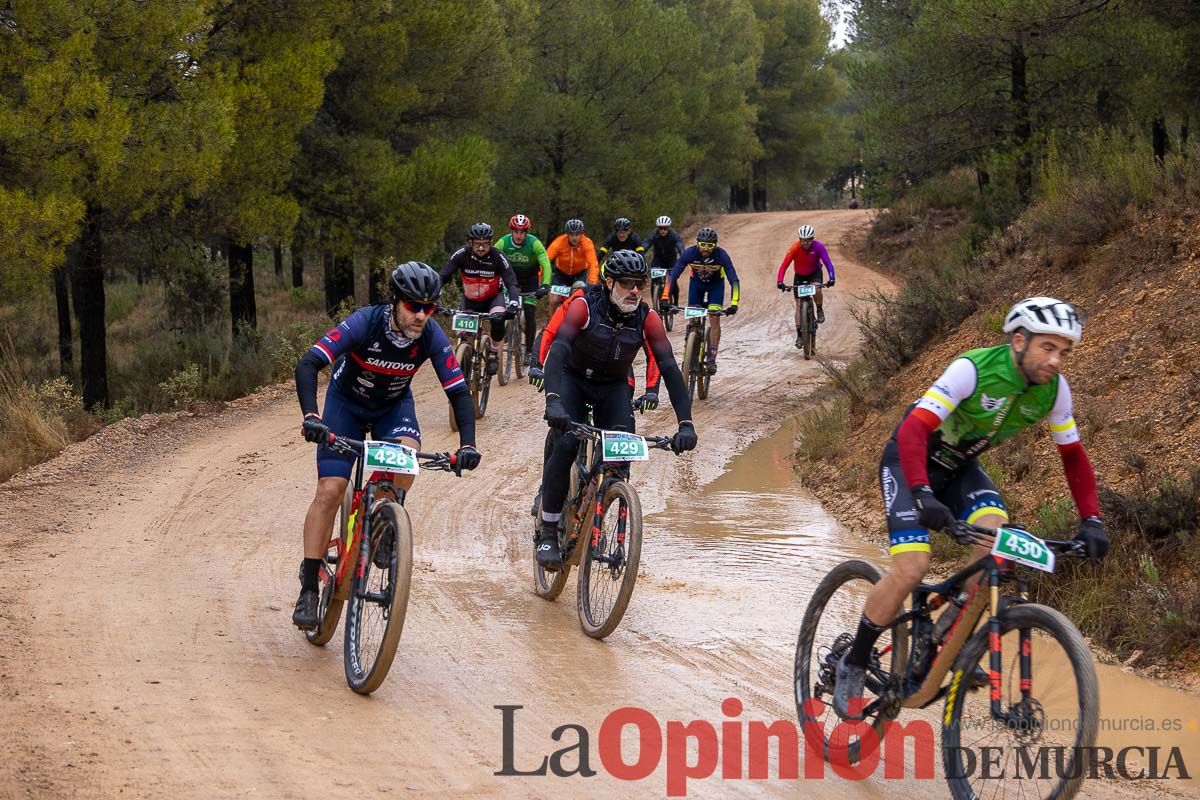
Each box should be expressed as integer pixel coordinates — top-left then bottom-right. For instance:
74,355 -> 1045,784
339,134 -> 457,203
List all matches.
531,421 -> 673,639
794,521 -> 1098,800
650,268 -> 668,317
445,308 -> 507,430
502,290 -> 541,385
663,304 -> 732,401
780,280 -> 830,360
304,432 -> 459,694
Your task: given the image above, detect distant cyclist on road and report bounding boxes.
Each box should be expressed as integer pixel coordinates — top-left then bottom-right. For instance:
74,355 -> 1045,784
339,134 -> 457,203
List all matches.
662,226 -> 740,374
776,224 -> 835,348
831,297 -> 1109,720
494,214 -> 552,367
643,215 -> 685,307
597,217 -> 645,266
545,218 -> 599,312
291,262 -> 481,629
536,250 -> 698,569
439,222 -> 521,377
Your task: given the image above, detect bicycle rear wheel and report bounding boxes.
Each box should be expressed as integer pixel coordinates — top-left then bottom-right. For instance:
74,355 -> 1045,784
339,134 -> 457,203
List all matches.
343,501 -> 413,695
577,480 -> 642,639
682,329 -> 700,402
942,603 -> 1098,800
794,560 -> 907,765
305,484 -> 355,646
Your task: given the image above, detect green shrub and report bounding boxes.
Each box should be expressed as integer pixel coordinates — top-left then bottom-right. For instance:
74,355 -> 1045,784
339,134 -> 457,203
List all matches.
794,399 -> 850,463
158,363 -> 203,410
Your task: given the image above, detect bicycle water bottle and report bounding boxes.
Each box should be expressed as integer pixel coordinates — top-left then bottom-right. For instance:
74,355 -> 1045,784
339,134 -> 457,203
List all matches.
932,590 -> 969,643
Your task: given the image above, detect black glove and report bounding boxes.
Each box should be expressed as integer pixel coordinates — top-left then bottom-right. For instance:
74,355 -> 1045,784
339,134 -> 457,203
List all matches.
528,366 -> 545,391
670,421 -> 697,454
777,281 -> 785,291
544,395 -> 571,430
454,445 -> 481,475
535,285 -> 550,298
1074,516 -> 1108,564
302,414 -> 330,444
504,303 -> 519,319
826,279 -> 835,288
634,391 -> 659,413
724,304 -> 738,316
912,485 -> 956,533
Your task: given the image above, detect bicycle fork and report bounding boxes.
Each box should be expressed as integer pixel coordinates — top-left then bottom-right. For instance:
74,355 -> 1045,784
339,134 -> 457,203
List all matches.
987,571 -> 1035,724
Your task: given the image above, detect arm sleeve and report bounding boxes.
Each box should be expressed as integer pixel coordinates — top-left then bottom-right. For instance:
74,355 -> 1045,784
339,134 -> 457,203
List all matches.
900,358 -> 978,488
642,339 -> 661,392
776,242 -> 796,283
543,300 -> 589,398
438,250 -> 462,284
817,241 -> 835,282
295,351 -> 326,416
538,301 -> 570,363
535,239 -> 551,284
644,311 -> 692,423
585,239 -> 599,283
721,250 -> 740,305
1048,375 -> 1098,518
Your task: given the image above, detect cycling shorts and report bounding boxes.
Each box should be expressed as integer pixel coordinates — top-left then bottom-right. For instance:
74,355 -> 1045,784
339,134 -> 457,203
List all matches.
317,383 -> 420,479
879,437 -> 1008,555
551,267 -> 586,288
687,280 -> 724,310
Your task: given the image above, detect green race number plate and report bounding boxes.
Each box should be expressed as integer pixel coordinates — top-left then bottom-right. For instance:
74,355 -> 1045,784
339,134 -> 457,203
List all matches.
794,283 -> 817,297
684,306 -> 707,319
550,284 -> 571,297
991,527 -> 1055,572
651,268 -> 668,279
601,431 -> 649,462
362,440 -> 419,486
452,313 -> 479,333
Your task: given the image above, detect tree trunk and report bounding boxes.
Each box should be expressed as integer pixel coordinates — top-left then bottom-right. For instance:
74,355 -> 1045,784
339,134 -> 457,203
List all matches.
1152,116 -> 1169,167
323,250 -> 354,315
1010,36 -> 1032,205
228,239 -> 257,338
53,262 -> 73,378
1182,115 -> 1190,153
367,259 -> 384,305
274,243 -> 283,276
70,205 -> 108,410
291,236 -> 304,287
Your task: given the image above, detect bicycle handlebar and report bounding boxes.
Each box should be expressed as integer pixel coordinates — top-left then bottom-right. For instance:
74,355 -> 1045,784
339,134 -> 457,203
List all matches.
952,521 -> 1086,557
660,304 -> 734,317
566,421 -> 673,449
314,431 -> 458,471
778,282 -> 832,292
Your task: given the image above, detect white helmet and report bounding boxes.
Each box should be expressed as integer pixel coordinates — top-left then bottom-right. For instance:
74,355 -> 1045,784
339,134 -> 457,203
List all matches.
797,224 -> 815,239
1002,297 -> 1083,343
655,215 -> 672,227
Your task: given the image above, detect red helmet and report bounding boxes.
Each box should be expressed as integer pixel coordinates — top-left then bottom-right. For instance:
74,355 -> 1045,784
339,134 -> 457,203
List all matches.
509,214 -> 531,231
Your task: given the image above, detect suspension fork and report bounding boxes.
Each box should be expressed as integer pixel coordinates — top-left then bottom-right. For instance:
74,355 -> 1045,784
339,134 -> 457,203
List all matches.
988,566 -> 1004,717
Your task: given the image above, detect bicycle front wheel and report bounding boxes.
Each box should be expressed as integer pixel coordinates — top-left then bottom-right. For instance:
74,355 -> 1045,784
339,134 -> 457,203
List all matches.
794,560 -> 907,765
498,321 -> 513,386
450,341 -> 473,432
343,501 -> 414,695
682,329 -> 700,402
577,480 -> 642,639
800,300 -> 814,360
942,603 -> 1098,800
511,314 -> 526,379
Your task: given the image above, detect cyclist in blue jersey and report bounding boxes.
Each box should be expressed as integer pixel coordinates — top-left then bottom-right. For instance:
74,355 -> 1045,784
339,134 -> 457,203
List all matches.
662,227 -> 740,374
291,261 -> 481,629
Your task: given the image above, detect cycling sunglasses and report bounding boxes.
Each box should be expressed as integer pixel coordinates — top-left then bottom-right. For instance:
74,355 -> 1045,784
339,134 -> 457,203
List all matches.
697,242 -> 716,249
615,277 -> 647,290
401,300 -> 437,315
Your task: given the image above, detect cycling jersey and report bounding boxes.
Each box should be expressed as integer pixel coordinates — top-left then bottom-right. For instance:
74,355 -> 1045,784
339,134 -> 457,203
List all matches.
298,304 -> 467,412
494,233 -> 551,288
598,232 -> 645,259
776,239 -> 835,283
538,289 -> 661,391
439,245 -> 520,303
643,229 -> 685,269
545,233 -> 600,283
664,245 -> 741,305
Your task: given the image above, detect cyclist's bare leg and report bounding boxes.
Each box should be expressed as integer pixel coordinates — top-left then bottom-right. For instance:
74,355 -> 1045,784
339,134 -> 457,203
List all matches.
863,549 -> 930,626
793,296 -> 803,326
707,312 -> 722,359
815,285 -> 824,309
303,476 -> 349,559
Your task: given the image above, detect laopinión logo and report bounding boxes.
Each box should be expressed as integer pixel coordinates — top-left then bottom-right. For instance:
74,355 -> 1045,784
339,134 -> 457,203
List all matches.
494,700 -> 1191,797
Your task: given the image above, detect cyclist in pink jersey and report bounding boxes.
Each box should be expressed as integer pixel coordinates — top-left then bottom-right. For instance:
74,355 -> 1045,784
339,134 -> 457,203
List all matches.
776,224 -> 835,346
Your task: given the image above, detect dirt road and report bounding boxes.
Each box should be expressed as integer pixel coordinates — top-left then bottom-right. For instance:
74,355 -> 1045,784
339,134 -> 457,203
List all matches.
4,211 -> 1187,799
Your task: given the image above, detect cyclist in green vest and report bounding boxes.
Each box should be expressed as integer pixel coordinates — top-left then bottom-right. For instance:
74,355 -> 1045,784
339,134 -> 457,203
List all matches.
494,214 -> 552,367
832,297 -> 1109,719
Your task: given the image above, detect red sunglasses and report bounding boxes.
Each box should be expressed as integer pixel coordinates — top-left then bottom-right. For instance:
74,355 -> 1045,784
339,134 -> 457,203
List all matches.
401,300 -> 437,315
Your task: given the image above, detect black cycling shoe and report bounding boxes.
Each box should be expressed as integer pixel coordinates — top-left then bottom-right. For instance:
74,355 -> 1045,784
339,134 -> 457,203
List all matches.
817,307 -> 826,324
535,523 -> 563,572
705,358 -> 718,375
292,588 -> 319,630
485,351 -> 499,376
794,333 -> 804,349
832,653 -> 867,720
372,527 -> 393,570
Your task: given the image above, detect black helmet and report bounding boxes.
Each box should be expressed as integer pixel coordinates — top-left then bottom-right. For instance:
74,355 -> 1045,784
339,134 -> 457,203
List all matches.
467,222 -> 493,240
614,217 -> 631,231
604,249 -> 648,280
564,218 -> 585,233
696,227 -> 718,244
390,261 -> 442,303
